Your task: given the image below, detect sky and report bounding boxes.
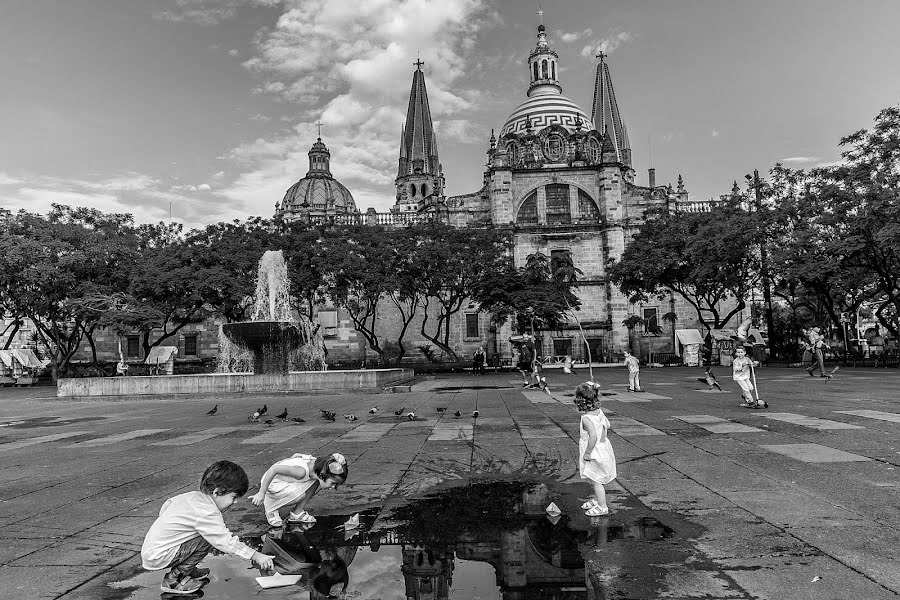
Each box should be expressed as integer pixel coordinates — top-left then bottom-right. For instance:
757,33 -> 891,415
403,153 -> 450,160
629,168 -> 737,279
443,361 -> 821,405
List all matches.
1,0 -> 899,228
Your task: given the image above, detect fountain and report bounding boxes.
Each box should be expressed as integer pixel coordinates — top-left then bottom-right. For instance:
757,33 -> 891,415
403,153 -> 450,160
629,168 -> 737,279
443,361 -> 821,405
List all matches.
56,250 -> 412,397
220,251 -> 316,375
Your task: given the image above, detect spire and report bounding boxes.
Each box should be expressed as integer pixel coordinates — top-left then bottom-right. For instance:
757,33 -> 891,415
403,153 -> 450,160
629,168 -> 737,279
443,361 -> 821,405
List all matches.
591,52 -> 631,167
397,59 -> 439,178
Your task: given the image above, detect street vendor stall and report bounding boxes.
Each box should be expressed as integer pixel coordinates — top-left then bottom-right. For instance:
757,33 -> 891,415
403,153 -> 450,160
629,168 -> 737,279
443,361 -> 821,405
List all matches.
146,346 -> 178,375
674,329 -> 704,367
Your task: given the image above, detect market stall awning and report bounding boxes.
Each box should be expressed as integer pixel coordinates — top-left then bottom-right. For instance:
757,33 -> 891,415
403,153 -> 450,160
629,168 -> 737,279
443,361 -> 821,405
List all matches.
674,329 -> 704,356
10,349 -> 42,368
0,350 -> 14,369
145,346 -> 178,365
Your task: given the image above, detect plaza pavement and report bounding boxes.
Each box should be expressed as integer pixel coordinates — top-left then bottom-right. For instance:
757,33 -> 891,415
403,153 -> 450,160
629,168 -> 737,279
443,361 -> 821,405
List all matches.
0,366 -> 898,599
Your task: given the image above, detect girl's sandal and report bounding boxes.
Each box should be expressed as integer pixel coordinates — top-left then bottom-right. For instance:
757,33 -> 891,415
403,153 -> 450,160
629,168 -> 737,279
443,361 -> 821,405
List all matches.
585,505 -> 610,517
580,499 -> 598,510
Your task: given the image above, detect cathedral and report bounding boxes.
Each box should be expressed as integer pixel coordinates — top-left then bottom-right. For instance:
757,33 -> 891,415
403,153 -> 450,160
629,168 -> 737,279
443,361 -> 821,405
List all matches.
276,22 -> 698,365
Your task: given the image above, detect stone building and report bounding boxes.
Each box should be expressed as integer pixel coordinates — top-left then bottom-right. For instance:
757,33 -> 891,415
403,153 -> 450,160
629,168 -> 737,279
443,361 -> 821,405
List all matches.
273,22 -> 718,365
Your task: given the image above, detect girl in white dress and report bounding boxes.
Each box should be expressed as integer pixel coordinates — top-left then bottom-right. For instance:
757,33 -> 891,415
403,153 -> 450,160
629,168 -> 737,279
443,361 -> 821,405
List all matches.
249,453 -> 349,527
575,385 -> 617,516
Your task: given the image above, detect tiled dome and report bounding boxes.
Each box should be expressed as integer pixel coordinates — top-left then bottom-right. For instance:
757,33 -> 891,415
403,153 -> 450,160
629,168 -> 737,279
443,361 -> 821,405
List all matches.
500,93 -> 592,136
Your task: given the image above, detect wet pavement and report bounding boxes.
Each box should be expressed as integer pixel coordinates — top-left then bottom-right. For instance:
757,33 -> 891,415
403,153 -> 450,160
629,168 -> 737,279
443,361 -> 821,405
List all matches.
1,367 -> 899,599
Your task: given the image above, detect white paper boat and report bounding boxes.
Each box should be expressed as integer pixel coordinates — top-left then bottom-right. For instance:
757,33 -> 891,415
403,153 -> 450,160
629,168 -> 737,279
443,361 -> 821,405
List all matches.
344,513 -> 360,529
546,502 -> 561,517
255,573 -> 303,589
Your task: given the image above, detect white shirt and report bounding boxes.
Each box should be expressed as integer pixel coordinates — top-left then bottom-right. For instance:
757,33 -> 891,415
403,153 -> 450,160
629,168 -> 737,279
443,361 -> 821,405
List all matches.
141,491 -> 256,570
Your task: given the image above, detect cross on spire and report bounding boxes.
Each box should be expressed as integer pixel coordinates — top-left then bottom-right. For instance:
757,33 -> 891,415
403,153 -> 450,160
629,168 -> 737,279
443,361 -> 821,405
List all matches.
414,57 -> 424,70
596,49 -> 606,62
536,6 -> 544,24
315,118 -> 324,138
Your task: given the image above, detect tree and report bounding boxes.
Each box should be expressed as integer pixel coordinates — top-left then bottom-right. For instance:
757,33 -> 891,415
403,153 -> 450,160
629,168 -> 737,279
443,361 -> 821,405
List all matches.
417,223 -> 512,360
321,225 -> 394,360
609,204 -> 759,330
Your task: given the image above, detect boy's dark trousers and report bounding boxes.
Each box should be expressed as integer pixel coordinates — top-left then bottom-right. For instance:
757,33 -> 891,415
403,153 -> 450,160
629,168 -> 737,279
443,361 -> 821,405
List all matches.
167,535 -> 212,578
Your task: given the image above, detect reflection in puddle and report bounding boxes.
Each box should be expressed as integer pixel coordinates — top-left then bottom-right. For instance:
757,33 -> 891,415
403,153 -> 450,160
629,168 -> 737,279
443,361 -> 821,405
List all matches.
107,481 -> 678,600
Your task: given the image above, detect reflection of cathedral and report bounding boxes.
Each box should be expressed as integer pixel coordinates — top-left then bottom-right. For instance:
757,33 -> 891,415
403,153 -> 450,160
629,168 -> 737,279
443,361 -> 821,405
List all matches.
275,18 -> 701,363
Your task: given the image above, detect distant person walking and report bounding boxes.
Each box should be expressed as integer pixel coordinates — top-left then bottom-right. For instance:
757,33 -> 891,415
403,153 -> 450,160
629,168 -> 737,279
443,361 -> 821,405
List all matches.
512,335 -> 536,387
623,351 -> 642,392
472,347 -> 486,375
805,327 -> 831,379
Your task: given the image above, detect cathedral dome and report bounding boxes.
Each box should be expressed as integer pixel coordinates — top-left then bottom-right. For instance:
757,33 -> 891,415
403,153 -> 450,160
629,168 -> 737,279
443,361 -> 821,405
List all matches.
280,177 -> 357,213
276,137 -> 359,219
500,93 -> 591,136
499,23 -> 591,137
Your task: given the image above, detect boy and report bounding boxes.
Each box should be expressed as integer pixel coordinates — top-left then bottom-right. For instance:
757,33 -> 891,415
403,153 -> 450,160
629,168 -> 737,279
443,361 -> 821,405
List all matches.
732,346 -> 765,408
623,351 -> 642,392
142,461 -> 275,595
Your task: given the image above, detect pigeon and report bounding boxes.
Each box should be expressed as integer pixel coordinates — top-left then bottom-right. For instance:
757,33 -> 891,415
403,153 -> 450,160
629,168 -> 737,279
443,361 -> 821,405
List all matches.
258,404 -> 268,416
472,410 -> 479,418
290,417 -> 306,424
394,407 -> 406,417
454,410 -> 461,418
825,365 -> 840,383
344,414 -> 358,422
436,407 -> 446,413
368,406 -> 378,414
697,368 -> 722,391
275,408 -> 288,420
205,405 -> 218,416
248,411 -> 261,422
406,412 -> 416,421
321,410 -> 337,421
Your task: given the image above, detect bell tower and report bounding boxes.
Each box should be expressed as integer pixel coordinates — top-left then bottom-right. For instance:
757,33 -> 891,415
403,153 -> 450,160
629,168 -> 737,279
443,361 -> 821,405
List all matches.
394,59 -> 446,214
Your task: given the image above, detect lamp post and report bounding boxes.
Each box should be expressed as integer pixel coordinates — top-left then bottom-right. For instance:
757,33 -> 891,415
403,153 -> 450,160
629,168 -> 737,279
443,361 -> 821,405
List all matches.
747,170 -> 777,358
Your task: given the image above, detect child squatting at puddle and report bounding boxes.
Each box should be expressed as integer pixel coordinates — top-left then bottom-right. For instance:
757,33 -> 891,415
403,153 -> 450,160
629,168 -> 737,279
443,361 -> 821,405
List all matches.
250,452 -> 349,527
141,461 -> 275,595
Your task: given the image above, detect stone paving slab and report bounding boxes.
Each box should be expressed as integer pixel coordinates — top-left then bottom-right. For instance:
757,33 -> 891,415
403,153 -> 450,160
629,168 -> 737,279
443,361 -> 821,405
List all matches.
761,443 -> 871,463
835,409 -> 900,424
758,412 -> 864,430
674,415 -> 766,434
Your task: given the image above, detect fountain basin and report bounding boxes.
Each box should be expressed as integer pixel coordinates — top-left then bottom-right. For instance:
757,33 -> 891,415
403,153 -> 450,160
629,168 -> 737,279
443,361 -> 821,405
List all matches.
221,321 -> 308,375
56,369 -> 414,398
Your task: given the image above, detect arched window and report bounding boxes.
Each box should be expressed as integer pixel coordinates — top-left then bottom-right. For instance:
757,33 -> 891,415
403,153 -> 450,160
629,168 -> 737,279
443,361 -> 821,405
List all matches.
516,191 -> 538,225
541,59 -> 548,79
421,184 -> 428,197
545,184 -> 571,225
409,183 -> 417,198
585,137 -> 601,163
543,133 -> 565,162
551,61 -> 556,80
532,61 -> 539,82
578,189 -> 601,222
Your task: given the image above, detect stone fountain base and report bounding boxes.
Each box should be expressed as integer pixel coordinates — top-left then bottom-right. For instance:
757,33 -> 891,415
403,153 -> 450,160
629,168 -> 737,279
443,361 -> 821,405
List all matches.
56,368 -> 413,398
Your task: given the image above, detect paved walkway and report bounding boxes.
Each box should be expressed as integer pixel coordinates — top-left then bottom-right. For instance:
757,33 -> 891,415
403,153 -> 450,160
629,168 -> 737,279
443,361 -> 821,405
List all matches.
1,367 -> 898,598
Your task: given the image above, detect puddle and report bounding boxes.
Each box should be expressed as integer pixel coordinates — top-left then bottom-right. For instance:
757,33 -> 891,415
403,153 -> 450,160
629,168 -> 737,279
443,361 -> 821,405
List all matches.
104,480 -> 693,600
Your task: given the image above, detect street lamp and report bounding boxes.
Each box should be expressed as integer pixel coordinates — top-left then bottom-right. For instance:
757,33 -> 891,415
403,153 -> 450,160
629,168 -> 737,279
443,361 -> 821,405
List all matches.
747,170 -> 777,359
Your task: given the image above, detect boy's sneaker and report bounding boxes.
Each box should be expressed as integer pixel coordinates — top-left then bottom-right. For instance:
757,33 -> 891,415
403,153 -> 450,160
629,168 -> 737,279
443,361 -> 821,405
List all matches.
754,401 -> 768,409
738,402 -> 755,408
161,574 -> 205,595
188,567 -> 210,579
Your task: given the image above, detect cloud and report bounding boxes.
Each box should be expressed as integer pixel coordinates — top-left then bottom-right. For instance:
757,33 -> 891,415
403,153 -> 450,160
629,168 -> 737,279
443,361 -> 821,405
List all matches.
435,119 -> 482,144
218,0 -> 497,213
250,113 -> 271,122
580,30 -> 636,58
0,172 -> 22,185
154,0 -> 281,25
779,156 -> 821,164
0,172 -> 236,229
711,129 -> 720,138
556,28 -> 592,43
228,48 -> 240,57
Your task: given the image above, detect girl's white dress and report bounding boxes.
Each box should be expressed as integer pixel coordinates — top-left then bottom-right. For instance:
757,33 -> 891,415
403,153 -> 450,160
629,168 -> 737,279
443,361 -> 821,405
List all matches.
262,453 -> 318,514
579,412 -> 617,484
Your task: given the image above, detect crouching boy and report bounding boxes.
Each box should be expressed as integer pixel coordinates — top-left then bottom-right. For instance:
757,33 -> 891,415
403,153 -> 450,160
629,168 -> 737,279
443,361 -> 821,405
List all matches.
142,460 -> 274,595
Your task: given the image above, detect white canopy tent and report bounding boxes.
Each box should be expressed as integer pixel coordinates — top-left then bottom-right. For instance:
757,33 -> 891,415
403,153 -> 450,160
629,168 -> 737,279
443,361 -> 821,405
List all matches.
674,329 -> 704,366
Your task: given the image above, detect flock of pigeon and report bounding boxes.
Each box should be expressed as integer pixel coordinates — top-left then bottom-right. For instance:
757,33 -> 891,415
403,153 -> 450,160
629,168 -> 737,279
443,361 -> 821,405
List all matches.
204,403 -> 479,423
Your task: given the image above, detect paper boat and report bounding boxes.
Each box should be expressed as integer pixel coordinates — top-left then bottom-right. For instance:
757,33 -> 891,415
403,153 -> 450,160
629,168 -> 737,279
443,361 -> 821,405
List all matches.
545,502 -> 561,517
344,527 -> 361,541
255,573 -> 303,589
546,514 -> 561,525
343,513 -> 360,529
